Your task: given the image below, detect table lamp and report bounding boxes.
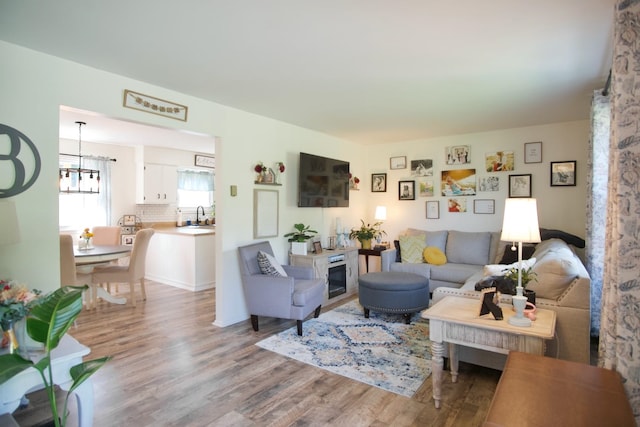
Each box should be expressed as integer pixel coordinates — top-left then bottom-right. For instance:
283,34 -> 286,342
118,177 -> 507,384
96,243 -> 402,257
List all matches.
374,206 -> 387,244
500,198 -> 541,327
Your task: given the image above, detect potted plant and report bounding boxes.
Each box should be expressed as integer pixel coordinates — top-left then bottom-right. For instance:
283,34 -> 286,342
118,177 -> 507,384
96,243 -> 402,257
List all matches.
503,265 -> 537,305
349,220 -> 386,250
284,223 -> 318,255
0,286 -> 111,427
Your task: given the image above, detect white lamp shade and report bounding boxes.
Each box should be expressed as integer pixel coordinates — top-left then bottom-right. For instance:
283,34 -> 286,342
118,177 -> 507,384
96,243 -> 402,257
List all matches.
500,198 -> 541,243
374,206 -> 387,221
0,200 -> 20,246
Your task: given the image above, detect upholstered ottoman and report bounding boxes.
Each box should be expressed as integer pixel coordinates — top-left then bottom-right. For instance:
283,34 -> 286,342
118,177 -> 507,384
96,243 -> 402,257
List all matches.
358,272 -> 430,324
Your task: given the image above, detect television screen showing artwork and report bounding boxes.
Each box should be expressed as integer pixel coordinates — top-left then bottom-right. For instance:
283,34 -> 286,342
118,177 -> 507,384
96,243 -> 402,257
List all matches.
298,152 -> 350,207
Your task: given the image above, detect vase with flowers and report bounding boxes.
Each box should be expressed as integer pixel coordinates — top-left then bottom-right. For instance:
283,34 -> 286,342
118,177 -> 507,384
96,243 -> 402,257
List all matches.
349,220 -> 386,249
349,174 -> 360,190
275,162 -> 285,184
254,162 -> 267,183
0,279 -> 42,356
79,228 -> 94,250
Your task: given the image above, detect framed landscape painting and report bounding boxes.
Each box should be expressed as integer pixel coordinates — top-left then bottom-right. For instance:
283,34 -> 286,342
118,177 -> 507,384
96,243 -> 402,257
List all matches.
550,161 -> 576,186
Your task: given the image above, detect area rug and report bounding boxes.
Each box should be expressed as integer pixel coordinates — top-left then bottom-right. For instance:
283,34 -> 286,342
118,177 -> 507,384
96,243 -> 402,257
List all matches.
255,300 -> 431,397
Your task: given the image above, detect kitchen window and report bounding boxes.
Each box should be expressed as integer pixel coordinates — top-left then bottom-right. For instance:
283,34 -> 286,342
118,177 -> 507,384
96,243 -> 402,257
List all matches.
59,155 -> 112,231
177,169 -> 214,208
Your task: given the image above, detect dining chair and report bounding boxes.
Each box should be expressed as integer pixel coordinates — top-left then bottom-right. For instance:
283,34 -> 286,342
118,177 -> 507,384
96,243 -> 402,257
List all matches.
91,229 -> 155,307
91,226 -> 121,245
60,234 -> 93,309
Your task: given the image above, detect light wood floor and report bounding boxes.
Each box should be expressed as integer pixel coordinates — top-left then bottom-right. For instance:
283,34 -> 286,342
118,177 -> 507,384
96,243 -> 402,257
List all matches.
13,281 -> 502,427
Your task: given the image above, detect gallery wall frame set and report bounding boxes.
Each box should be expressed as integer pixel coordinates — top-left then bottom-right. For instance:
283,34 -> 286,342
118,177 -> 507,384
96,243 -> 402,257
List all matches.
390,156 -> 407,170
550,161 -> 576,186
473,199 -> 495,214
524,141 -> 543,163
426,200 -> 440,219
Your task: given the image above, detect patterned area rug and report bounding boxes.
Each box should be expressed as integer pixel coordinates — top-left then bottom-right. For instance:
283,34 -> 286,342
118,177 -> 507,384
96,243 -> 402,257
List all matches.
255,300 -> 431,397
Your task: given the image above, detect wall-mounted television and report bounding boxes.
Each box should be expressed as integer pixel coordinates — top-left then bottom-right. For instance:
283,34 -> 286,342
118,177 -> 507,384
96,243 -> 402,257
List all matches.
298,152 -> 350,208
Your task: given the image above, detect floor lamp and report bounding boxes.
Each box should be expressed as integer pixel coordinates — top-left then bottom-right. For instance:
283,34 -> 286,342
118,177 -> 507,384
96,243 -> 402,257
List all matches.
500,198 -> 541,327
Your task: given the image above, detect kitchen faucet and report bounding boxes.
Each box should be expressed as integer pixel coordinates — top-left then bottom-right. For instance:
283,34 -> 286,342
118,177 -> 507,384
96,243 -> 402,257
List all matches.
196,205 -> 205,225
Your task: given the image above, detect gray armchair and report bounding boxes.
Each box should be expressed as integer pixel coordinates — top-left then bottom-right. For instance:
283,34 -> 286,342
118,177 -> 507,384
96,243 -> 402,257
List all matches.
237,241 -> 325,335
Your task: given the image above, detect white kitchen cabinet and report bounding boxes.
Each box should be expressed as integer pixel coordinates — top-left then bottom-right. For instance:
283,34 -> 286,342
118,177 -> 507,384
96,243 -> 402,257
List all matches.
137,163 -> 177,204
145,228 -> 215,291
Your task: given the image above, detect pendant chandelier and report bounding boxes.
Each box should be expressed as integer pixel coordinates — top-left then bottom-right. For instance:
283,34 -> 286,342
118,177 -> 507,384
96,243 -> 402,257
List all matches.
59,121 -> 100,194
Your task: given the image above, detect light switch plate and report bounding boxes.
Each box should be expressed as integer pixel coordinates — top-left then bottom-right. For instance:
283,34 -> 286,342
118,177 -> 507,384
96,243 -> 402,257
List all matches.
230,185 -> 237,197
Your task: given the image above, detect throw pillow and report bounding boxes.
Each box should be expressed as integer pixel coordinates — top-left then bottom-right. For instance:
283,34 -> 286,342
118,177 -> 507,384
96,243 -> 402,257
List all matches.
499,244 -> 536,264
399,234 -> 426,263
423,246 -> 447,265
257,251 -> 288,277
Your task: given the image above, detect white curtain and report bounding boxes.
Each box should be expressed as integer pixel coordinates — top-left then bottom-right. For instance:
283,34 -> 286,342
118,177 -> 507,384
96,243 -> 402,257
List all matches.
600,1 -> 640,422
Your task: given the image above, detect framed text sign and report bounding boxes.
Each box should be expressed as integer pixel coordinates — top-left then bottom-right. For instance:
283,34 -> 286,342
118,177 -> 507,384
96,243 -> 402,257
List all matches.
195,155 -> 215,168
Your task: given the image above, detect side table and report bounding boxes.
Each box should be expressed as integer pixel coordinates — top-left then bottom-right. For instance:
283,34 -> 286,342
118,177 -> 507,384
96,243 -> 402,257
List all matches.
0,334 -> 94,426
358,248 -> 385,273
421,296 -> 556,409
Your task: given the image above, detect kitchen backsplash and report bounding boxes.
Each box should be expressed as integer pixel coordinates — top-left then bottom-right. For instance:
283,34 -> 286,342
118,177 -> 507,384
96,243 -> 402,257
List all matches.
135,205 -> 214,225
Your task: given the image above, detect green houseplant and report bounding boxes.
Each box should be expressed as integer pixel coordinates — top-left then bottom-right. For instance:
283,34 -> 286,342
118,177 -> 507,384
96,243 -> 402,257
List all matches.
0,285 -> 111,427
284,223 -> 318,255
349,220 -> 386,250
503,265 -> 537,304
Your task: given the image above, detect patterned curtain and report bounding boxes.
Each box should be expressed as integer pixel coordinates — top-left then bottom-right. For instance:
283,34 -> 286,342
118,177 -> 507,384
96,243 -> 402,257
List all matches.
600,1 -> 640,421
587,91 -> 610,336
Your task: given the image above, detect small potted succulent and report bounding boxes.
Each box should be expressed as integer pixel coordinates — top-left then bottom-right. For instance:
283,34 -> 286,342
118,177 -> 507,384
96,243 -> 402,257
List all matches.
349,220 -> 386,250
284,223 -> 318,255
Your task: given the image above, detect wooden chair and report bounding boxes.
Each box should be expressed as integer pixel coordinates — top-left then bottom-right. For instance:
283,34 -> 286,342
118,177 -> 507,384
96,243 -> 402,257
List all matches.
59,234 -> 93,309
91,229 -> 155,307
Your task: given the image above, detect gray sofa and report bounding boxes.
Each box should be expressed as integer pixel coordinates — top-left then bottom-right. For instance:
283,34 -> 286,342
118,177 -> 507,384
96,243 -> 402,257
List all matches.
381,229 -> 591,369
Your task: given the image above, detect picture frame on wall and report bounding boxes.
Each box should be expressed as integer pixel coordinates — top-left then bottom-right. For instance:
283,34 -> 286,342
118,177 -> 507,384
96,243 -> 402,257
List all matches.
426,200 -> 440,219
371,173 -> 387,192
398,180 -> 415,200
473,199 -> 495,214
445,145 -> 471,165
550,161 -> 576,186
524,141 -> 543,164
508,174 -> 532,198
410,159 -> 433,176
390,156 -> 407,170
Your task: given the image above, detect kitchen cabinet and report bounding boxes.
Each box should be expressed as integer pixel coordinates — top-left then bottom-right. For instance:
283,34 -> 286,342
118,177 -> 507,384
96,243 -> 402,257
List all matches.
145,227 -> 215,291
136,163 -> 177,204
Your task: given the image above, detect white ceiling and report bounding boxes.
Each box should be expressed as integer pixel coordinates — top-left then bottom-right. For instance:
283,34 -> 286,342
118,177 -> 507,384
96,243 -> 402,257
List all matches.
0,1 -> 614,146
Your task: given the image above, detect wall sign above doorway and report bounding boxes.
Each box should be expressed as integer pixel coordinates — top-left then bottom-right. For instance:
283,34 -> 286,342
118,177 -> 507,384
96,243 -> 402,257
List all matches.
123,89 -> 188,121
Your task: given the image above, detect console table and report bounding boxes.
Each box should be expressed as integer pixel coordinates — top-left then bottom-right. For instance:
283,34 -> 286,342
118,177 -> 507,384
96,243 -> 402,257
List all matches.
422,296 -> 556,409
289,247 -> 358,304
0,335 -> 94,426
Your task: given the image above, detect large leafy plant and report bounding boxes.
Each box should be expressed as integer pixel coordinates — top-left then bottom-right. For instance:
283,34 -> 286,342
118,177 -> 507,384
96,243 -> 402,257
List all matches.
0,286 -> 110,427
284,223 -> 318,242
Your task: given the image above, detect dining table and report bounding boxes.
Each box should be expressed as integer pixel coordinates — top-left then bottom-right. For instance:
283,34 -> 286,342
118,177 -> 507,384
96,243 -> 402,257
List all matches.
74,244 -> 132,307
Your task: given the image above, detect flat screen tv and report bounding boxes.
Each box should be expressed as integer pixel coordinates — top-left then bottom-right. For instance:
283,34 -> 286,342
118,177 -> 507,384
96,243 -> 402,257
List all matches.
298,152 -> 350,208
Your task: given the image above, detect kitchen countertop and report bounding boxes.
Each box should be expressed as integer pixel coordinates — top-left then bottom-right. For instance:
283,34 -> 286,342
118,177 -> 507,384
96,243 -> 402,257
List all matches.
151,224 -> 215,236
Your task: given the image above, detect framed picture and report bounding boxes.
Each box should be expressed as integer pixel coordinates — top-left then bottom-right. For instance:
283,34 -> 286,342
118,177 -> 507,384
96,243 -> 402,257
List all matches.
525,141 -> 543,164
550,161 -> 576,186
121,234 -> 136,246
313,241 -> 323,254
390,156 -> 407,170
441,169 -> 477,196
195,154 -> 215,168
485,151 -> 514,172
398,180 -> 415,200
474,199 -> 495,214
123,215 -> 136,226
478,176 -> 499,192
417,178 -> 434,197
253,189 -> 279,238
445,145 -> 471,165
123,89 -> 188,121
426,200 -> 440,219
410,159 -> 433,176
448,198 -> 467,212
371,173 -> 387,192
508,174 -> 532,198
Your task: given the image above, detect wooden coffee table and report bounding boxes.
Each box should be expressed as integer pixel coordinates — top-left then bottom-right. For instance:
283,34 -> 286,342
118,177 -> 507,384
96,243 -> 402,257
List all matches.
421,296 -> 556,409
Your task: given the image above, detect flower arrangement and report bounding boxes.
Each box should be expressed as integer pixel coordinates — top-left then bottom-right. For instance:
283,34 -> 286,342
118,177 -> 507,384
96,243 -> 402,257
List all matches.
277,162 -> 285,173
254,162 -> 267,173
0,280 -> 41,332
80,228 -> 94,240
